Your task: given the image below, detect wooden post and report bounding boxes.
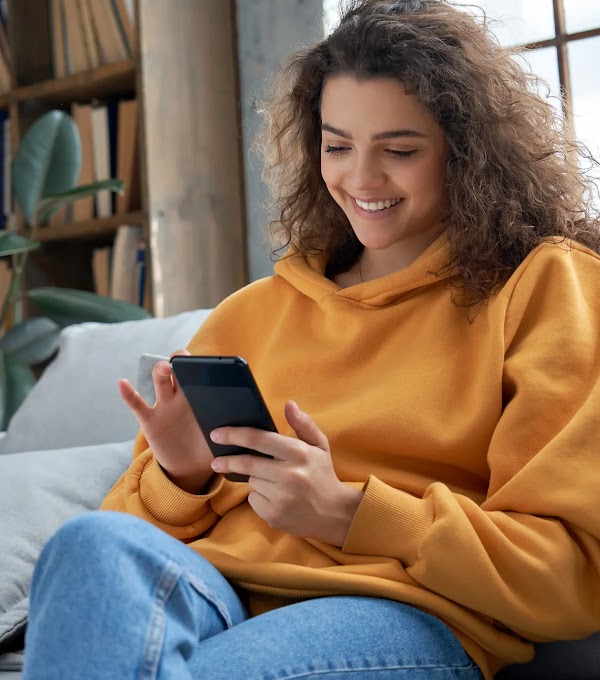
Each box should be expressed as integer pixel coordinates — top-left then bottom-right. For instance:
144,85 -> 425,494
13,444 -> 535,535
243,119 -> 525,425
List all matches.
137,0 -> 248,316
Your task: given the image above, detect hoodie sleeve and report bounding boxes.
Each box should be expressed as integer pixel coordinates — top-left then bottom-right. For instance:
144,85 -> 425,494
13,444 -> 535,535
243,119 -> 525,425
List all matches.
343,244 -> 600,642
100,429 -> 227,540
99,285 -> 270,538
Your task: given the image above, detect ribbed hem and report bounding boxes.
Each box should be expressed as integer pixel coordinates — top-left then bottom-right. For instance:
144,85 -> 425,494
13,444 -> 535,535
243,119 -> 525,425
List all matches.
342,475 -> 434,566
139,457 -> 225,526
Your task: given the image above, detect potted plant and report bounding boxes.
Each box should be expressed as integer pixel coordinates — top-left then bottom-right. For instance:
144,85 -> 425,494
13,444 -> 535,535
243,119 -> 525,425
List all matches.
0,109 -> 151,428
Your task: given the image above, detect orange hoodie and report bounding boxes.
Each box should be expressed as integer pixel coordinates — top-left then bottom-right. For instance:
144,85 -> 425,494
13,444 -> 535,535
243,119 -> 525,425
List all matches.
101,234 -> 600,678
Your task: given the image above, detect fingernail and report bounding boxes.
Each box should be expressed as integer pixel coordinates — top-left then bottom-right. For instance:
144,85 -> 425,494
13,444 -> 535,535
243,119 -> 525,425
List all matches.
210,429 -> 222,442
211,459 -> 223,471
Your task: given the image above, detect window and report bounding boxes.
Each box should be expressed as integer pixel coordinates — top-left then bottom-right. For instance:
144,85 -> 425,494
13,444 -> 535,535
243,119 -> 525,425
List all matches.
455,0 -> 600,171
323,0 -> 341,35
323,1 -> 600,166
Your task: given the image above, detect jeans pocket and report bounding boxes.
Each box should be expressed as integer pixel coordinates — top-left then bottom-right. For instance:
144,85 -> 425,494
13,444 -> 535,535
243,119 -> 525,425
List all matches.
185,570 -> 238,630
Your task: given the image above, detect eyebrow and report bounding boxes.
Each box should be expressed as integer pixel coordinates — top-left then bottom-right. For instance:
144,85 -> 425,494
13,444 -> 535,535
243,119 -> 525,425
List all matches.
321,123 -> 428,141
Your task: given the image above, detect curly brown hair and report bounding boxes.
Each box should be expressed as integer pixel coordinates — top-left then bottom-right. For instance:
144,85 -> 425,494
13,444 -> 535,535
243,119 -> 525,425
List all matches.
257,0 -> 600,305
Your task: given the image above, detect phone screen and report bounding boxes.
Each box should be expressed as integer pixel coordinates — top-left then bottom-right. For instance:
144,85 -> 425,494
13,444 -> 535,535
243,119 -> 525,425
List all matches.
171,356 -> 277,482
181,385 -> 274,450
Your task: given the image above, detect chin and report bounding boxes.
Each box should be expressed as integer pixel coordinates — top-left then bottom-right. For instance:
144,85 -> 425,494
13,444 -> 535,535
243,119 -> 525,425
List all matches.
351,226 -> 410,250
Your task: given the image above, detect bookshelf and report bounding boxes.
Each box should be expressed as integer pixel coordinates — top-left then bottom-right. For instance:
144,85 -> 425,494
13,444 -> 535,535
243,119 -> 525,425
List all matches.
0,59 -> 136,109
1,0 -> 247,317
33,209 -> 147,242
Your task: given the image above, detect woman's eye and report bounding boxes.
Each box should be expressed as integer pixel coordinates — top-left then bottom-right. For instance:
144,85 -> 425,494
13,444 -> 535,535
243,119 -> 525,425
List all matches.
324,146 -> 418,159
388,149 -> 418,159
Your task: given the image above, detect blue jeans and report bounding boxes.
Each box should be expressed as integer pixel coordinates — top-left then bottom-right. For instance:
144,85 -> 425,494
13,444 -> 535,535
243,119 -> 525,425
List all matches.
22,511 -> 482,679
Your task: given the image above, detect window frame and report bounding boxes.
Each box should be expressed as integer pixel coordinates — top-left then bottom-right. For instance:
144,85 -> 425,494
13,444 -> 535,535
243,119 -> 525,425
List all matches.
520,0 -> 600,130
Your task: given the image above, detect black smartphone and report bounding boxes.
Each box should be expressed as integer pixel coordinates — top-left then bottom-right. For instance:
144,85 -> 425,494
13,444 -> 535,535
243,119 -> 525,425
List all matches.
170,355 -> 277,482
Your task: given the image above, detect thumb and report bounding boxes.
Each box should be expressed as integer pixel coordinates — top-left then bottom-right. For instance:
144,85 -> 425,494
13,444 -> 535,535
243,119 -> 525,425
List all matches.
285,401 -> 329,452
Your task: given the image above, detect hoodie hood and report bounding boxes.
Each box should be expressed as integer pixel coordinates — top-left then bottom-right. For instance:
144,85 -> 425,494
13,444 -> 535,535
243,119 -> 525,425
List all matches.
274,232 -> 457,308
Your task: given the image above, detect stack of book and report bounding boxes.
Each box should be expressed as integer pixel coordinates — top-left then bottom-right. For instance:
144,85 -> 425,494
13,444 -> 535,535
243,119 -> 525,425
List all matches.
50,0 -> 135,77
0,95 -> 139,229
48,96 -> 139,228
92,224 -> 147,306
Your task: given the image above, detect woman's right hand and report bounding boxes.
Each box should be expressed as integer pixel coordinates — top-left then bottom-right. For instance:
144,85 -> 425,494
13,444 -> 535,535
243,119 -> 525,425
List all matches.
118,349 -> 215,493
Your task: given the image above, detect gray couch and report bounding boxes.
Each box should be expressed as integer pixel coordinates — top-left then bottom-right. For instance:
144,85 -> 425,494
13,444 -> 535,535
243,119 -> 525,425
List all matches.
0,309 -> 597,678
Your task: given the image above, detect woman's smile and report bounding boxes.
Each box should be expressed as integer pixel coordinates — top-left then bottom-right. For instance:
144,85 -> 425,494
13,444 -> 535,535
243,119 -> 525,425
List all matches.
351,195 -> 405,221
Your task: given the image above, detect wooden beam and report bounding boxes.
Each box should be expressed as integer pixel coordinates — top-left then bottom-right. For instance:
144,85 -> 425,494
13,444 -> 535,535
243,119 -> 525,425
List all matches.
137,0 -> 247,316
553,0 -> 574,130
522,25 -> 600,51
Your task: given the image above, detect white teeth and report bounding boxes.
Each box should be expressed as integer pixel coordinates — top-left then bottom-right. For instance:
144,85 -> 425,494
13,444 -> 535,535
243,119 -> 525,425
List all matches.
355,198 -> 401,212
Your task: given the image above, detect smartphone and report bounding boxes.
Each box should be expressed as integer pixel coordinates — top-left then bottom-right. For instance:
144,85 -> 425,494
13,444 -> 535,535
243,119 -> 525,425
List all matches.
170,355 -> 277,482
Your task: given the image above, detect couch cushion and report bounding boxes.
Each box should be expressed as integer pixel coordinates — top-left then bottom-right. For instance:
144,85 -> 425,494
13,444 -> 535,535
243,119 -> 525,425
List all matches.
0,309 -> 212,454
0,440 -> 133,665
497,633 -> 600,679
0,665 -> 21,676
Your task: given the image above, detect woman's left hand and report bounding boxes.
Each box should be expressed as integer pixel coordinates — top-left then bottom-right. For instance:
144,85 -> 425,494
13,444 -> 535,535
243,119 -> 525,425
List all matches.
209,401 -> 363,547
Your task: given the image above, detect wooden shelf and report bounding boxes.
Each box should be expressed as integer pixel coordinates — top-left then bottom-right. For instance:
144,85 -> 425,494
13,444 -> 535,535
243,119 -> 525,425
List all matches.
0,60 -> 136,108
4,0 -> 247,316
28,210 -> 147,242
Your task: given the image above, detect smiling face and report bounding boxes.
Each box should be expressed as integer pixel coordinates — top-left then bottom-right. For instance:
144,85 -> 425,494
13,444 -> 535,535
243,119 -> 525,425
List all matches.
320,76 -> 448,274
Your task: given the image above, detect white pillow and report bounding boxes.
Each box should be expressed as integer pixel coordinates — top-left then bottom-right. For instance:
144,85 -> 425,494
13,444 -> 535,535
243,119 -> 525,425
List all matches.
0,439 -> 133,664
0,309 -> 213,454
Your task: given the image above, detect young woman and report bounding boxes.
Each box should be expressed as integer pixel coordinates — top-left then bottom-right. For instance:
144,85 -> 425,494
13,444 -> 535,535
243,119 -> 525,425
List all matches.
22,1 -> 600,678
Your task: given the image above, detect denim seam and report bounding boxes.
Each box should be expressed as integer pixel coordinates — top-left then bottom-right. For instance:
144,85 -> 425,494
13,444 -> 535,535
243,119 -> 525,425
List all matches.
184,570 -> 236,629
139,559 -> 182,680
266,665 -> 481,679
154,545 -> 238,629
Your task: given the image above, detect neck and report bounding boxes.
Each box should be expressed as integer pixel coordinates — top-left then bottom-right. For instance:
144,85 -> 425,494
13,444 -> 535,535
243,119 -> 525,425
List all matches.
358,225 -> 445,282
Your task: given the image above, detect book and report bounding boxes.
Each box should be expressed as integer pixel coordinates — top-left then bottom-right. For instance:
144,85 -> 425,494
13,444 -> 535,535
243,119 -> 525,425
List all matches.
0,53 -> 9,92
77,0 -> 100,69
110,0 -> 135,53
3,115 -> 10,221
0,110 -> 5,229
0,14 -> 11,70
49,0 -> 67,78
90,105 -> 111,217
63,0 -> 90,74
71,103 -> 95,221
92,246 -> 111,297
116,98 -> 139,213
87,0 -> 130,64
134,238 -> 146,306
0,28 -> 9,92
124,0 -> 133,19
0,258 -> 10,329
107,100 -> 119,213
110,224 -> 143,303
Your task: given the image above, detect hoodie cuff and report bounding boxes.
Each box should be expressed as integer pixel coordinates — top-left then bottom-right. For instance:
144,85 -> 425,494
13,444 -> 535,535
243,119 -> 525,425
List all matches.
139,456 -> 225,526
342,475 -> 434,566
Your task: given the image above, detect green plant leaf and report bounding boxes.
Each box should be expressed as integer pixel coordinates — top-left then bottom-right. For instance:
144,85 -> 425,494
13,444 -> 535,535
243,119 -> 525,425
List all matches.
0,316 -> 60,365
0,231 -> 40,257
36,179 -> 125,225
12,110 -> 81,224
28,287 -> 151,326
3,356 -> 36,428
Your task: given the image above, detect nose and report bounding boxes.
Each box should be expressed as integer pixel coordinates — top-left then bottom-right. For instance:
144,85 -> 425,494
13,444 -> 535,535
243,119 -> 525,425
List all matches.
349,151 -> 387,191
